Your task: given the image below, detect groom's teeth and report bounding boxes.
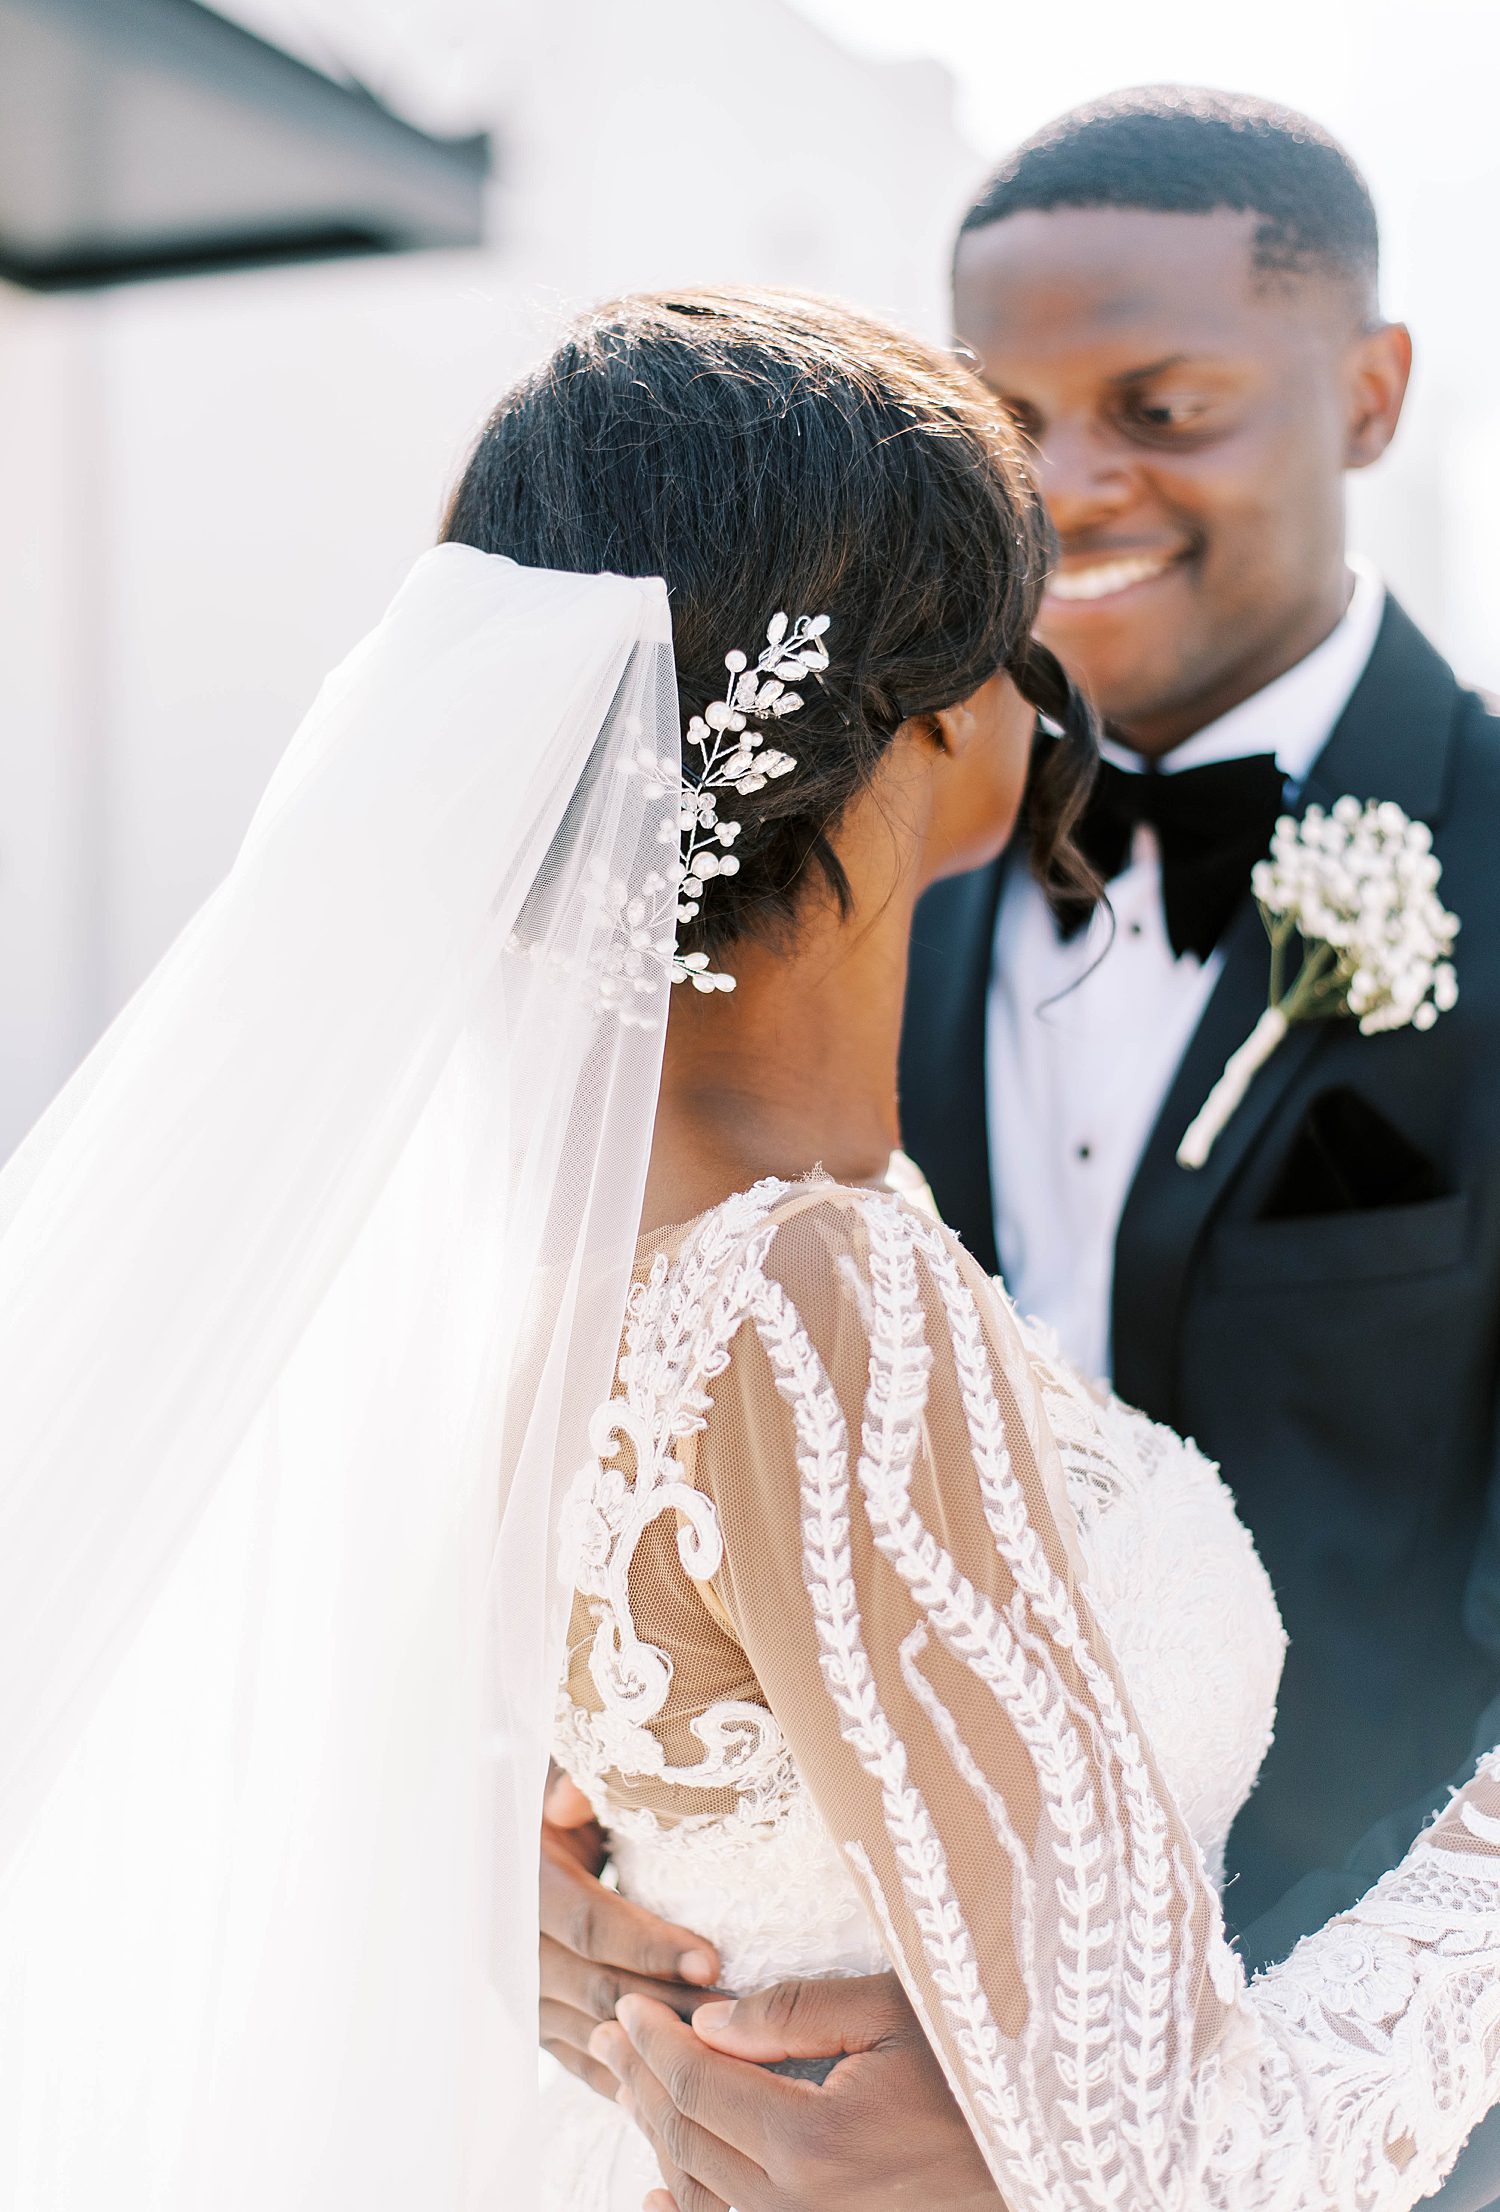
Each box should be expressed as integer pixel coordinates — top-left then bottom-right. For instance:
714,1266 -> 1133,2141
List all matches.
1048,555 -> 1175,603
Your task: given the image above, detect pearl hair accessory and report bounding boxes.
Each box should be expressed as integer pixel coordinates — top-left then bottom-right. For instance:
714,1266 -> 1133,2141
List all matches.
671,610 -> 831,992
1177,796 -> 1459,1169
568,610 -> 831,1022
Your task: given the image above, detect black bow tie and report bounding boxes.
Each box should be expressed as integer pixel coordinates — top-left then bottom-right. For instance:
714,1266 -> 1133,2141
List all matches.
1062,752 -> 1289,961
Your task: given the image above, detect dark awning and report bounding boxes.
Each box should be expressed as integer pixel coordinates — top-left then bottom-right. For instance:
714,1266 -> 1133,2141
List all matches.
0,0 -> 490,290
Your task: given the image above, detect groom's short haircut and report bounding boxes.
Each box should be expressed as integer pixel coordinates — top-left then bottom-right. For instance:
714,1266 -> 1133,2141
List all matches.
960,86 -> 1379,300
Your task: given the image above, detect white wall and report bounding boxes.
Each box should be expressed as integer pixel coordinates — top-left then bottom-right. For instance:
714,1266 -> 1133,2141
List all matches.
0,287 -> 111,1122
0,0 -> 977,1154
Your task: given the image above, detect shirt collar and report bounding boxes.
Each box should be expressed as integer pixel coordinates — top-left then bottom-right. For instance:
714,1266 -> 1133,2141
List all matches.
1097,558 -> 1386,783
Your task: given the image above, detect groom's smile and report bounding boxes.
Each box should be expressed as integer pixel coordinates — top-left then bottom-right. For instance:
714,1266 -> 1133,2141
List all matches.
1045,542 -> 1187,604
952,202 -> 1410,757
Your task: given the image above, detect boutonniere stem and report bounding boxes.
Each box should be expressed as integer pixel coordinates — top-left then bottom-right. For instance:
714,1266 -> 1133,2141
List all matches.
1177,798 -> 1458,1170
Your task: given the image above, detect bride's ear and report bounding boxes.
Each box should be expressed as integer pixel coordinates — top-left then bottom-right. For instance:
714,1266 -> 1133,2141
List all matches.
902,700 -> 979,761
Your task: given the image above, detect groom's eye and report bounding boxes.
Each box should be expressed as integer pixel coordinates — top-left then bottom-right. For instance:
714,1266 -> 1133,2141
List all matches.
999,397 -> 1044,447
1121,391 -> 1217,439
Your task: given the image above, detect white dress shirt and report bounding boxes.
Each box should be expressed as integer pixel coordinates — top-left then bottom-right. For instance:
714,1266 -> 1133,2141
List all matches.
986,561 -> 1386,1384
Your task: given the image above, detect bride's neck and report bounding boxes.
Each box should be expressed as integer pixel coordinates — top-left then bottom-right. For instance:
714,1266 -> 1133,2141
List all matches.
642,884 -> 913,1234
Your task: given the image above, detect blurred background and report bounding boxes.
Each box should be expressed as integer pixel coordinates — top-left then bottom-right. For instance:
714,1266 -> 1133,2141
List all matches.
1,0 -> 1496,1157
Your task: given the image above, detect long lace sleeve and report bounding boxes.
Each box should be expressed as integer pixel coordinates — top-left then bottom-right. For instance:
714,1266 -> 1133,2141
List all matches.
689,1183 -> 1500,2212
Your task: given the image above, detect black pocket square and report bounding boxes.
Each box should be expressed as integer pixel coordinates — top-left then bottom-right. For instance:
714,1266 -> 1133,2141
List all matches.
1262,1087 -> 1442,1220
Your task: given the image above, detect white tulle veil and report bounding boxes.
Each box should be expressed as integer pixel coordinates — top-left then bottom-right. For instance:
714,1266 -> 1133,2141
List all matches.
0,546 -> 680,2207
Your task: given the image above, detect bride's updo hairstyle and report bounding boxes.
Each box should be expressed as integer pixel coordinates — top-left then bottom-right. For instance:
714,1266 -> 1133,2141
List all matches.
443,287 -> 1097,965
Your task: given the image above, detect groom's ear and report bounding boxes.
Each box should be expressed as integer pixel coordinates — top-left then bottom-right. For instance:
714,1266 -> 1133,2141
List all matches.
1343,320 -> 1412,470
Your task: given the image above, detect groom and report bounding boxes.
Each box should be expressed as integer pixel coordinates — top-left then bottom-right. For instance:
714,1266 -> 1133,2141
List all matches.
542,89 -> 1500,2208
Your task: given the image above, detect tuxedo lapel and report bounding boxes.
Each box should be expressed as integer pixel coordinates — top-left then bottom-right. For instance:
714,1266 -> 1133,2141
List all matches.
1111,596 -> 1462,1418
1300,597 -> 1458,823
900,853 -> 1008,1274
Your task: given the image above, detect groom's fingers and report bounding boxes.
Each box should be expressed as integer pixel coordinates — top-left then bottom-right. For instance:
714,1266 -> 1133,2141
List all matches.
609,1995 -> 816,2170
540,1935 -> 722,2035
618,2079 -> 735,2212
543,1771 -> 598,1828
611,1980 -> 1003,2212
590,2014 -> 759,2212
539,1822 -> 721,1988
632,2129 -> 728,2212
688,1970 -> 911,2064
539,2000 -> 621,2102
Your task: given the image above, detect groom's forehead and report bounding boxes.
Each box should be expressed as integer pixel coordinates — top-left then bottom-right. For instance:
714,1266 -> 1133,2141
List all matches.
952,204 -> 1340,376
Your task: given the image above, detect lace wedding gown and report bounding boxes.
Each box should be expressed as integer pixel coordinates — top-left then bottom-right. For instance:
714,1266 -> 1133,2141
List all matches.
546,1175 -> 1500,2211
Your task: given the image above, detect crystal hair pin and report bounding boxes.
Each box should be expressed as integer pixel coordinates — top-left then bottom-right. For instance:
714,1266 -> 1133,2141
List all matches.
574,610 -> 831,1018
671,611 -> 830,992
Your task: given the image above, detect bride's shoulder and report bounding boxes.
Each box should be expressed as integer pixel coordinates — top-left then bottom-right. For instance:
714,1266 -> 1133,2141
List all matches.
639,1169 -> 1007,1340
650,1159 -> 946,1247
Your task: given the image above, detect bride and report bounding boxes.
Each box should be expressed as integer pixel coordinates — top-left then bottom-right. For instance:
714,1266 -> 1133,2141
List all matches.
2,286 -> 1499,2212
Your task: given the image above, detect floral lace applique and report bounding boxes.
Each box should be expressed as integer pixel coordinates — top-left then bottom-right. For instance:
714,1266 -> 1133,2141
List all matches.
555,1182 -> 803,1842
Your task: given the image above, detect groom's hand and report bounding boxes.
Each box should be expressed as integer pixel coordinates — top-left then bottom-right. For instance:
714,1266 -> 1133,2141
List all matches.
539,1773 -> 723,2100
589,1974 -> 1002,2212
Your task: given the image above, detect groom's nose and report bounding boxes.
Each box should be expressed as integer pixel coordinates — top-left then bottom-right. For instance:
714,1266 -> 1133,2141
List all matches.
1035,417 -> 1139,539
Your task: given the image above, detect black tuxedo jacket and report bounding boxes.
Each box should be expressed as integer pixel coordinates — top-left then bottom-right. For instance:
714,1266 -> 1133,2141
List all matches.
900,598 -> 1500,1959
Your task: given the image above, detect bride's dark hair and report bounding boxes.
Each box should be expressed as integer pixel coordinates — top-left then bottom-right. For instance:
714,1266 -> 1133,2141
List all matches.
443,286 -> 1098,964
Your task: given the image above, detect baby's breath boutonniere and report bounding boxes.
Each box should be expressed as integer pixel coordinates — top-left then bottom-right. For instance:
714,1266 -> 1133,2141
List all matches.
1177,797 -> 1459,1170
